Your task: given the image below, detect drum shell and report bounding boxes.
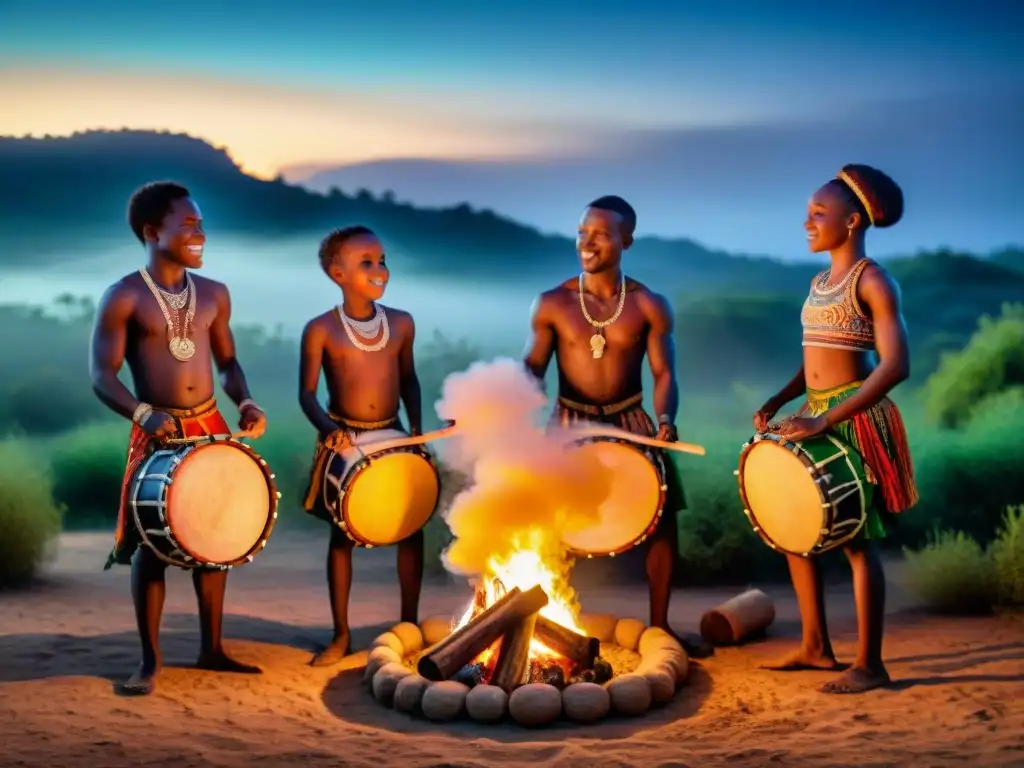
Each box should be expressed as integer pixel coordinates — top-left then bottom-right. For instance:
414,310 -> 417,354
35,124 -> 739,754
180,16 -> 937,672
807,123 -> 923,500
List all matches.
736,432 -> 873,557
129,439 -> 279,569
322,433 -> 441,548
560,435 -> 668,558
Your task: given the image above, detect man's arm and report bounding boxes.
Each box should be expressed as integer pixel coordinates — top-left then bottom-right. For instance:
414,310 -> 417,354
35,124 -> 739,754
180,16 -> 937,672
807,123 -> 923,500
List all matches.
645,291 -> 679,429
822,266 -> 910,427
209,282 -> 257,408
397,313 -> 423,436
522,294 -> 556,383
89,283 -> 142,420
298,319 -> 341,438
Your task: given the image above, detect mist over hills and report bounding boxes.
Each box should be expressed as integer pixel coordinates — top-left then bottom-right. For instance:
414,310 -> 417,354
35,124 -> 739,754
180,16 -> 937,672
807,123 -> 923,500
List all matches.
1,129 -> 1023,386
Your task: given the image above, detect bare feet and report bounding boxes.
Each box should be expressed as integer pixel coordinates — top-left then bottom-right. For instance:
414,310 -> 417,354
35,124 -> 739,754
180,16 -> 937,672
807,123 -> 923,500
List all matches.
310,632 -> 351,667
761,648 -> 847,672
820,664 -> 891,694
196,652 -> 262,674
118,661 -> 160,696
655,624 -> 714,659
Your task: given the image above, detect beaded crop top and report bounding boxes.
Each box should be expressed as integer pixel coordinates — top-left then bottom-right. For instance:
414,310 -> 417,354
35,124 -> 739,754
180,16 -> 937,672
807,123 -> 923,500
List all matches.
801,258 -> 875,352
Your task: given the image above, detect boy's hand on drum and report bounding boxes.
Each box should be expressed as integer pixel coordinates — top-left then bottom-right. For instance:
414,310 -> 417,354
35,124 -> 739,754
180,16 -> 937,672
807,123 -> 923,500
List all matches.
239,404 -> 267,438
776,414 -> 827,441
141,411 -> 178,439
325,429 -> 353,452
656,423 -> 678,442
753,400 -> 780,431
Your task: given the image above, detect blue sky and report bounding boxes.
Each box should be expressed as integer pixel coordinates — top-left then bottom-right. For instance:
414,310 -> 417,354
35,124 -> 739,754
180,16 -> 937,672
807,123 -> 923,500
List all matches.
1,0 -> 1021,254
3,0 -> 1021,128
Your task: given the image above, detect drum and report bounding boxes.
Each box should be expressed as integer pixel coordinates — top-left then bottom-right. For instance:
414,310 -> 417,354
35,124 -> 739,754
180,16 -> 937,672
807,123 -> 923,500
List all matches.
130,436 -> 280,569
736,431 -> 875,557
560,435 -> 667,557
322,428 -> 441,548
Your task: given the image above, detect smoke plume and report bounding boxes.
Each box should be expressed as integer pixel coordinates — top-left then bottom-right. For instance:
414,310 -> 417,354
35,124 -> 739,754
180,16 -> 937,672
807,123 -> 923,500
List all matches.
434,357 -> 611,577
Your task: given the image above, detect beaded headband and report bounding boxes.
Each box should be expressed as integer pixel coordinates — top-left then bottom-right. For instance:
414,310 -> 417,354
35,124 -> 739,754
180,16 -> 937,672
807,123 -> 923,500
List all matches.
836,169 -> 876,226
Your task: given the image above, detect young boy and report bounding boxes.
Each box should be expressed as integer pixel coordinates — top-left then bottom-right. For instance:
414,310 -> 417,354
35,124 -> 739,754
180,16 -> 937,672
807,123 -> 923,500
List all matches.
90,181 -> 267,695
298,225 -> 425,666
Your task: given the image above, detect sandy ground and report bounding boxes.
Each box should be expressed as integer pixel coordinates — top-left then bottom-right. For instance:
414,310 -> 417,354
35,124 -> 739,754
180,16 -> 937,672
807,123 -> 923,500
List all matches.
1,533 -> 1022,768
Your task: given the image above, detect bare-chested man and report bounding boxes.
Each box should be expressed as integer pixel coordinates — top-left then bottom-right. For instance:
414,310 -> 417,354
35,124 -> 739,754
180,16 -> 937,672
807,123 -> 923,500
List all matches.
299,225 -> 425,666
89,181 -> 268,696
523,195 -> 712,659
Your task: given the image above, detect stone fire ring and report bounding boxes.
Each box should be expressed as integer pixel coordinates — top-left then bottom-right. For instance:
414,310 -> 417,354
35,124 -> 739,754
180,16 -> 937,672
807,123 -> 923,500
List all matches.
361,614 -> 691,727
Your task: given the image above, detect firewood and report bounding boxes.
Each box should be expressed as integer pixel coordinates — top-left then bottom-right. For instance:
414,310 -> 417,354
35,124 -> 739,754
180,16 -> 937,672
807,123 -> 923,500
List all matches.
534,615 -> 600,671
490,611 -> 539,692
417,585 -> 549,681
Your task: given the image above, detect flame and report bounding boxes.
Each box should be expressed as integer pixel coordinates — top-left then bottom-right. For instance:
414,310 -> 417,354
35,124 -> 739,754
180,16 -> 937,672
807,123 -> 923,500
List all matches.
453,527 -> 584,666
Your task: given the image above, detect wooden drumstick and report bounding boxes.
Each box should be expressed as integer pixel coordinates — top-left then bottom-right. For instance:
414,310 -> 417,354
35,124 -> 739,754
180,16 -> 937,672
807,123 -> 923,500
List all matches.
330,423 -> 460,456
163,430 -> 255,446
563,424 -> 707,456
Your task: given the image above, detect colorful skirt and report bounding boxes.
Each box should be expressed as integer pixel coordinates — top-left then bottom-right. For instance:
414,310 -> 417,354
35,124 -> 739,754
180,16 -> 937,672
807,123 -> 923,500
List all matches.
806,382 -> 919,540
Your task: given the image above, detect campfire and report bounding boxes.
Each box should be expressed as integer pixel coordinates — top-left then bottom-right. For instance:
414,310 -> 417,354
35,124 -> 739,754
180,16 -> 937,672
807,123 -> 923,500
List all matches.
420,528 -> 607,690
362,525 -> 693,727
358,360 -> 692,725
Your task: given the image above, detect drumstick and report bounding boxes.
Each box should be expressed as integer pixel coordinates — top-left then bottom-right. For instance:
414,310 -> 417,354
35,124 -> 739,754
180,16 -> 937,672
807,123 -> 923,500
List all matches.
163,430 -> 255,446
563,424 -> 707,456
330,424 -> 460,455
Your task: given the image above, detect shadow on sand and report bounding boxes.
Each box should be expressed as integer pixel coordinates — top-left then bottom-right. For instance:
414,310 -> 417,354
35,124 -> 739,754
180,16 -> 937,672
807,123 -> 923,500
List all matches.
0,612 -> 396,692
320,661 -> 713,743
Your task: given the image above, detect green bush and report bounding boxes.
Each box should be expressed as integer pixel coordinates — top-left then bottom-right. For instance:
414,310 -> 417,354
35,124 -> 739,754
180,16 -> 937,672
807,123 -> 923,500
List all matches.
991,505 -> 1024,608
902,530 -> 996,613
0,437 -> 64,587
47,420 -> 129,528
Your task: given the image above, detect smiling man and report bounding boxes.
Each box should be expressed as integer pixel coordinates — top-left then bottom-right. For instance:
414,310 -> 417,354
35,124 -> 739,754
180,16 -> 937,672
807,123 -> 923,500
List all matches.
89,181 -> 268,695
522,195 -> 711,658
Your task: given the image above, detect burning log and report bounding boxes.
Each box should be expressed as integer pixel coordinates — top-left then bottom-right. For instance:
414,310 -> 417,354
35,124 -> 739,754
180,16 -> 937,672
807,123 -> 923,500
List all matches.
490,612 -> 539,693
417,585 -> 549,681
534,615 -> 600,671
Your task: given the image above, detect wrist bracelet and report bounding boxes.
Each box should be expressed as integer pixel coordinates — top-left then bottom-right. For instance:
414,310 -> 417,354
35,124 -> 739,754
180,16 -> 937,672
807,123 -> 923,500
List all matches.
132,403 -> 153,425
239,398 -> 263,413
658,414 -> 672,425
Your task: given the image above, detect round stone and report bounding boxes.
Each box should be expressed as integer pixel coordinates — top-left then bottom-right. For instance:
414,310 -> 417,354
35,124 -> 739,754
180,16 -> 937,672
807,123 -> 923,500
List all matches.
421,681 -> 469,722
465,684 -> 508,723
606,674 -> 652,716
509,683 -> 562,727
561,682 -> 610,723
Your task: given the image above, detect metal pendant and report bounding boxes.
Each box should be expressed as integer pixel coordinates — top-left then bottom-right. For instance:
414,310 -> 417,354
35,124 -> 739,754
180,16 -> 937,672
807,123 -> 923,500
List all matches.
590,333 -> 606,359
169,336 -> 196,362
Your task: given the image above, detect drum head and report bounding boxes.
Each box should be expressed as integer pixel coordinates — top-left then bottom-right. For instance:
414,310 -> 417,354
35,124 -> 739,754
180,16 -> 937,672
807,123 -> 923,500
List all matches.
742,440 -> 823,553
344,451 -> 440,546
165,443 -> 271,563
561,440 -> 663,556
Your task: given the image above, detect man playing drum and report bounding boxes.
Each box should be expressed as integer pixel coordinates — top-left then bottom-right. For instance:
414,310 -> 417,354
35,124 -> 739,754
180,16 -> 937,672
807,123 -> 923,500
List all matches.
89,181 -> 268,696
299,225 -> 428,667
753,164 -> 918,694
523,195 -> 712,659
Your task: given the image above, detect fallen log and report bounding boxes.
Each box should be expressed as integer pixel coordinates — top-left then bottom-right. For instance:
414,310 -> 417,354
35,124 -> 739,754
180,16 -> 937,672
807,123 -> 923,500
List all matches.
417,585 -> 549,681
699,588 -> 775,646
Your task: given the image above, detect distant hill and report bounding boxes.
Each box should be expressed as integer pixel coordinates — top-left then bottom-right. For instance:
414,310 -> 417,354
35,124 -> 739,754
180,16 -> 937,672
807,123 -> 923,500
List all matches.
0,129 -> 812,290
2,129 -> 1024,384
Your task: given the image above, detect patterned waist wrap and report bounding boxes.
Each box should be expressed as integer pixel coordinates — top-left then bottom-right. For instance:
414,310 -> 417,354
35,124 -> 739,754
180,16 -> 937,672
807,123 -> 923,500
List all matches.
551,392 -> 687,515
105,397 -> 229,569
806,381 -> 919,539
302,412 -> 403,523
